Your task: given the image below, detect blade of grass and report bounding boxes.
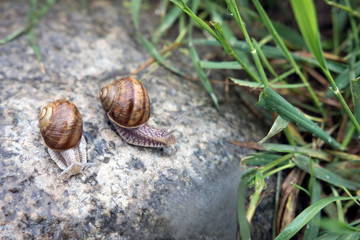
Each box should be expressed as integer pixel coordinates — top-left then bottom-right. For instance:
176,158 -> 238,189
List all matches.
325,0 -> 360,18
290,0 -> 360,135
259,116 -> 289,144
351,77 -> 360,124
253,38 -> 278,78
252,0 -> 325,118
257,87 -> 342,150
293,154 -> 360,190
170,0 -> 261,82
319,218 -> 360,234
303,179 -> 321,239
325,62 -> 360,97
193,38 -> 347,74
246,170 -> 266,222
231,78 -> 306,89
225,0 -> 268,87
152,5 -> 183,44
188,0 -> 219,109
131,0 -> 188,78
274,196 -> 360,240
260,143 -> 331,161
200,61 -> 242,69
238,175 -> 251,240
241,152 -> 283,166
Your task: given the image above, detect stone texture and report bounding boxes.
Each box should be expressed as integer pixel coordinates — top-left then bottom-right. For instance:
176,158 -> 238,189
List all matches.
0,1 -> 271,239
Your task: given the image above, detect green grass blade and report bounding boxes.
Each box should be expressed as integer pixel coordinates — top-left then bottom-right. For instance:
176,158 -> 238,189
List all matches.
187,0 -> 219,109
0,25 -> 27,44
325,0 -> 360,18
152,6 -> 183,43
291,0 -> 360,134
193,38 -> 347,74
303,179 -> 321,239
260,143 -> 331,161
252,0 -> 325,117
259,116 -> 289,144
27,29 -> 42,62
315,232 -> 360,240
170,0 -> 260,82
131,0 -> 141,30
352,77 -> 360,124
274,196 -> 360,240
170,0 -> 219,41
200,61 -> 242,69
237,176 -> 251,240
206,0 -> 236,42
231,78 -> 306,89
32,0 -> 56,25
319,218 -> 360,234
0,0 -> 55,45
290,0 -> 327,70
293,154 -> 360,190
225,0 -> 268,86
325,62 -> 360,97
241,152 -> 283,166
272,21 -> 306,49
131,0 -> 187,77
257,87 -> 342,150
231,78 -> 263,88
189,45 -> 219,109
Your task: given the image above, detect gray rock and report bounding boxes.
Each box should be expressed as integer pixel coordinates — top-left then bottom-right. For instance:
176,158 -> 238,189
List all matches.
0,0 -> 270,239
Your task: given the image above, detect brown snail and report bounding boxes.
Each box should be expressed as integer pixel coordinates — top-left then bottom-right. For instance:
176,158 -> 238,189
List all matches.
39,99 -> 91,177
99,77 -> 184,148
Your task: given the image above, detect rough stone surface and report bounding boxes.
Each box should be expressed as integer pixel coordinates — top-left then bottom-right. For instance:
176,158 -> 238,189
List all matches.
0,1 -> 272,239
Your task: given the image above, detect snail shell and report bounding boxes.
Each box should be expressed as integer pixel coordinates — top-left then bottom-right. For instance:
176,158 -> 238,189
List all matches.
39,99 -> 83,150
39,99 -> 89,177
99,77 -> 178,148
100,77 -> 150,128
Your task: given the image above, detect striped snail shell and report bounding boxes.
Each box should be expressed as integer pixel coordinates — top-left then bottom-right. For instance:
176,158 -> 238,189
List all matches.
100,77 -> 150,128
99,77 -> 180,148
39,99 -> 90,178
39,99 -> 83,150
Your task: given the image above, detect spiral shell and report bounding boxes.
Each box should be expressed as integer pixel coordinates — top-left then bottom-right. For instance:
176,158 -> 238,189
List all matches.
39,99 -> 83,150
99,77 -> 150,128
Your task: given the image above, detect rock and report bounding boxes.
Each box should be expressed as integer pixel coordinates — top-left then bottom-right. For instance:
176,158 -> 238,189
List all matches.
0,0 -> 270,239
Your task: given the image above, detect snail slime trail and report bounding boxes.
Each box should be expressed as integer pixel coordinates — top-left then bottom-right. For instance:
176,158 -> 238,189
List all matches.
99,77 -> 181,149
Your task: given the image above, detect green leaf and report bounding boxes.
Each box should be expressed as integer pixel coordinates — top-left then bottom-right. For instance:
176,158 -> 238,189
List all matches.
257,87 -> 342,150
303,180 -> 321,239
193,39 -> 347,74
170,0 -> 219,41
319,218 -> 360,234
275,196 -> 360,240
325,62 -> 360,97
293,154 -> 360,190
200,61 -> 242,69
290,0 -> 327,70
187,0 -> 219,109
351,77 -> 360,124
237,177 -> 251,240
152,6 -> 183,43
315,232 -> 360,240
259,116 -> 289,144
241,152 -> 284,166
260,143 -> 331,161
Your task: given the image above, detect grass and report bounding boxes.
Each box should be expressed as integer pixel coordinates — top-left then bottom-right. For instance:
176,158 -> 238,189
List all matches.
3,0 -> 360,239
130,0 -> 360,239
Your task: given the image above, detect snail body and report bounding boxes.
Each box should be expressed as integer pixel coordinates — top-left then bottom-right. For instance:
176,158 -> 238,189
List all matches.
39,99 -> 89,177
99,77 -> 178,148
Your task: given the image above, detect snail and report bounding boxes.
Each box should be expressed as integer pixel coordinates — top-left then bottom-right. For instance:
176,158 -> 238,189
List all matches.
39,99 -> 91,177
99,77 -> 185,148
